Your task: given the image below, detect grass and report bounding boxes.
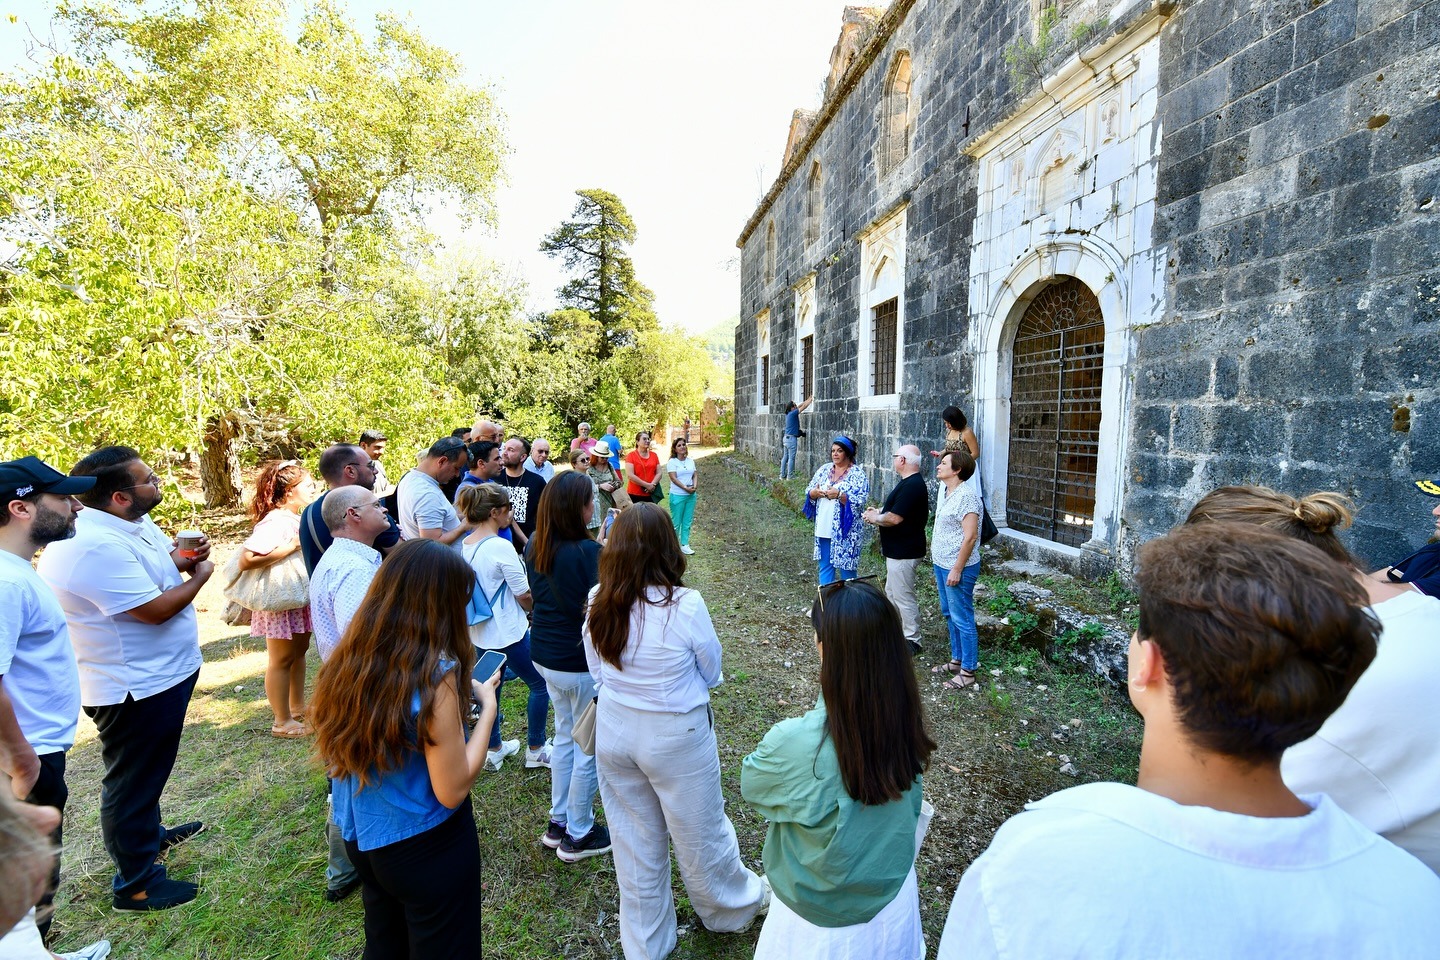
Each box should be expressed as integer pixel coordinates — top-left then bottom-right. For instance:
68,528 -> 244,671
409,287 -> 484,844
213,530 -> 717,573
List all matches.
44,450 -> 1141,958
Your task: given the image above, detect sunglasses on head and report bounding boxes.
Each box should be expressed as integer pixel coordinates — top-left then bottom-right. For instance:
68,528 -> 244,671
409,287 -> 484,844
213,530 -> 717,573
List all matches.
815,574 -> 879,612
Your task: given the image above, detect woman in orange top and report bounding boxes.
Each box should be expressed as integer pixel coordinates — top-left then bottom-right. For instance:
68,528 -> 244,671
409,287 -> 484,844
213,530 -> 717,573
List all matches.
623,431 -> 661,501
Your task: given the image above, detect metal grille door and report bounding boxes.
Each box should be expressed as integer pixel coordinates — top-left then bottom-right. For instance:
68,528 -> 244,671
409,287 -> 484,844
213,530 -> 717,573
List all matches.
1006,278 -> 1104,547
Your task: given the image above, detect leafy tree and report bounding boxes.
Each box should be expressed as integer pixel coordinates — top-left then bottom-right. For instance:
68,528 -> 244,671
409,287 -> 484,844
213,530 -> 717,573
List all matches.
540,189 -> 658,358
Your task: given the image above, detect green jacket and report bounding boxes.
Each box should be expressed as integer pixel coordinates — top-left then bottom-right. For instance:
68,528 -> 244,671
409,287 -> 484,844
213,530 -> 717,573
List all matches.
741,698 -> 922,927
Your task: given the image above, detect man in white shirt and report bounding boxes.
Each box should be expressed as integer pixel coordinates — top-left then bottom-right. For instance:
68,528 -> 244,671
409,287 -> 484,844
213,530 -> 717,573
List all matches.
395,437 -> 471,547
524,438 -> 555,482
307,485 -> 389,903
36,447 -> 212,912
0,456 -> 95,942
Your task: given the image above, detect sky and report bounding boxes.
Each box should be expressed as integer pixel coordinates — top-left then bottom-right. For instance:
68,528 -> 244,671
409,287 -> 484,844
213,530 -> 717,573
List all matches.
1,0 -> 856,333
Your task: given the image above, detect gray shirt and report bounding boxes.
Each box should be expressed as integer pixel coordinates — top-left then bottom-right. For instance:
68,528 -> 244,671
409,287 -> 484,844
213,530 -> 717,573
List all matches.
397,469 -> 461,547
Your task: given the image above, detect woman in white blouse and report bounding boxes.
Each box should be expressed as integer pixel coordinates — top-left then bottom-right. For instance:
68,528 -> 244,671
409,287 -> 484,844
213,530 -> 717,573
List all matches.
931,449 -> 982,691
583,504 -> 767,959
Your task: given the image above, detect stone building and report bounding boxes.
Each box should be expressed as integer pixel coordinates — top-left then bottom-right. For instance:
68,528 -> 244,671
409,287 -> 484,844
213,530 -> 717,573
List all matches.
734,0 -> 1438,571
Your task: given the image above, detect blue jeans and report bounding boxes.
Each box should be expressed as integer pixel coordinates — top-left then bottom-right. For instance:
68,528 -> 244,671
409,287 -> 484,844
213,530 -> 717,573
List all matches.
490,633 -> 549,750
536,665 -> 599,842
669,492 -> 696,546
817,537 -> 857,586
934,563 -> 981,671
780,435 -> 798,479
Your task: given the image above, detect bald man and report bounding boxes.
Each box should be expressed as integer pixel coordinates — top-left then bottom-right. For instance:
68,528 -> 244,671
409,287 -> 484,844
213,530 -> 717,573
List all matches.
470,419 -> 503,444
863,444 -> 930,653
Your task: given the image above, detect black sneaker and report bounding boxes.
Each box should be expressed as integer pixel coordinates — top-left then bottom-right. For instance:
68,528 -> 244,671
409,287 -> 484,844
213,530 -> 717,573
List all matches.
160,821 -> 206,853
113,878 -> 198,912
324,876 -> 362,904
557,824 -> 612,863
540,819 -> 566,850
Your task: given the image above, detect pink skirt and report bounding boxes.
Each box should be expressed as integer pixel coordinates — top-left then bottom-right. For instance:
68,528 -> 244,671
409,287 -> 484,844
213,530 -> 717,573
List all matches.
250,605 -> 312,640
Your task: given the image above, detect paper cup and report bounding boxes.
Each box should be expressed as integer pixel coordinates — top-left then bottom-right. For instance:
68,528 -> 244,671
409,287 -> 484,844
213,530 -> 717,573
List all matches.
177,529 -> 204,558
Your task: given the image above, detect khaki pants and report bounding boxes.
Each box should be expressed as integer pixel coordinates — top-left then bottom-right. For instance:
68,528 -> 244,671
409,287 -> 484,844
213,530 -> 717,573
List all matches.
885,557 -> 924,647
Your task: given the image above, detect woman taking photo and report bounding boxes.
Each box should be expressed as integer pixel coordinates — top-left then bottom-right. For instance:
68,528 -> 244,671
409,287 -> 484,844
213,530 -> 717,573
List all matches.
1185,486 -> 1440,871
931,449 -> 982,690
743,580 -> 935,958
623,431 -> 662,503
311,539 -> 500,960
666,437 -> 698,555
803,436 -> 870,585
584,504 -> 767,959
456,483 -> 549,771
240,459 -> 317,739
525,471 -> 611,862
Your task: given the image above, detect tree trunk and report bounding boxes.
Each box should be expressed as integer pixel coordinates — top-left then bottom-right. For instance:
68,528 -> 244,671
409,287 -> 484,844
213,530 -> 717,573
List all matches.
200,413 -> 243,508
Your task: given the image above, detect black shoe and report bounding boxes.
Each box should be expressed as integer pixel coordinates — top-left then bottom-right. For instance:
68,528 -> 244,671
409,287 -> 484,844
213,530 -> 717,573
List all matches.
324,876 -> 362,903
557,824 -> 612,863
112,878 -> 198,912
160,821 -> 206,853
909,640 -> 923,657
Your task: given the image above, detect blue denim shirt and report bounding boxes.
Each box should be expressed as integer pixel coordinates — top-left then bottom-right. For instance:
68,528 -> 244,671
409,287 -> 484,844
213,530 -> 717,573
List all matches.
332,659 -> 462,851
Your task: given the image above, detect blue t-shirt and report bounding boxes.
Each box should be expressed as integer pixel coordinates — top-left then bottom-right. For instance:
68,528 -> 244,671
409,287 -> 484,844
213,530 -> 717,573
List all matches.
785,409 -> 802,436
332,660 -> 463,851
600,434 -> 622,469
1390,541 -> 1440,598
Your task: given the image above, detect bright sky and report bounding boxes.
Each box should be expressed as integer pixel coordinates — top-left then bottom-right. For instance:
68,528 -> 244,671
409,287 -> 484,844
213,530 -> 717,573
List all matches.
2,0 -> 856,333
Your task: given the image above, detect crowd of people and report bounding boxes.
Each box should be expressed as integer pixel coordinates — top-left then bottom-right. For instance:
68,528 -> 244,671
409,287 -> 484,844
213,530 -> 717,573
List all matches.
3,400 -> 1440,958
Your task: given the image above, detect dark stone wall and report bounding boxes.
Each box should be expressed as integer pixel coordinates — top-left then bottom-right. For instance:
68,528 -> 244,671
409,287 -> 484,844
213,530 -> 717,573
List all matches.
737,0 -> 1438,568
735,0 -> 1026,498
1134,0 -> 1440,566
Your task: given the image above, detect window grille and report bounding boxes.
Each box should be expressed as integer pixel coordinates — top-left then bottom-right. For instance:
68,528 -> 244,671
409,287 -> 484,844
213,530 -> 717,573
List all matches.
871,298 -> 898,396
801,335 -> 815,400
1005,277 -> 1104,547
761,355 -> 771,407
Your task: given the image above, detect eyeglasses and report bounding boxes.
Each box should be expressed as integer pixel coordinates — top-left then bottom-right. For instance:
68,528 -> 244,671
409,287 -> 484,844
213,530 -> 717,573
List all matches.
815,574 -> 879,612
348,500 -> 386,516
118,472 -> 160,491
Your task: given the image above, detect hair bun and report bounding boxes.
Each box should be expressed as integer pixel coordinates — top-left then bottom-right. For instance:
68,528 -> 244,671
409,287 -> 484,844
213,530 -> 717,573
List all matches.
1294,492 -> 1353,535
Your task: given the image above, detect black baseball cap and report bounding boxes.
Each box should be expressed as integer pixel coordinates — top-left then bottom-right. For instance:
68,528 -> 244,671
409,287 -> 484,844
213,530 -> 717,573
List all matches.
1,456 -> 97,505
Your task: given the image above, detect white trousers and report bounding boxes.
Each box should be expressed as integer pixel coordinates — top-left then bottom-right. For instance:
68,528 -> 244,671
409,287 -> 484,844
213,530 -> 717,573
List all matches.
596,698 -> 765,959
885,557 -> 924,646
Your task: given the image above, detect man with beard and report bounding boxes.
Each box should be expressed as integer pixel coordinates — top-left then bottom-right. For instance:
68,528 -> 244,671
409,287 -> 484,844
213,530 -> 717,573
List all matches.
0,457 -> 96,943
498,438 -> 548,552
37,447 -> 213,912
299,444 -> 402,575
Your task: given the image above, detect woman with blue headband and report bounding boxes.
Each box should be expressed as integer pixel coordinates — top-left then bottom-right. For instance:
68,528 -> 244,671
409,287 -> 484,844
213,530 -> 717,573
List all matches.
803,436 -> 869,585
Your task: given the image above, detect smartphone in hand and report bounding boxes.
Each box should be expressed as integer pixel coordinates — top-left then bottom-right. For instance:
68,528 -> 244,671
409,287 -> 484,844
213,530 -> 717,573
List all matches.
473,650 -> 507,685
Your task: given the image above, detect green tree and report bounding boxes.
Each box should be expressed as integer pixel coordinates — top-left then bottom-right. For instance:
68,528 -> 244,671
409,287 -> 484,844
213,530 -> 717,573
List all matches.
540,189 -> 657,359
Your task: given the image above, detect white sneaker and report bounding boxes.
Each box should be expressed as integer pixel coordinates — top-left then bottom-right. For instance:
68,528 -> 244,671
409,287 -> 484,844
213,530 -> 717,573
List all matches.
484,739 -> 520,772
59,942 -> 112,960
680,545 -> 694,555
525,739 -> 553,769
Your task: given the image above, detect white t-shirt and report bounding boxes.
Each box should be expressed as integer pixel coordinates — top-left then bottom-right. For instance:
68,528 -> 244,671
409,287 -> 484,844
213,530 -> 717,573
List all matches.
1282,589 -> 1440,873
0,551 -> 80,754
462,534 -> 530,650
667,457 -> 696,496
37,509 -> 201,706
936,782 -> 1440,960
582,585 -> 722,713
396,469 -> 461,547
813,480 -> 838,539
932,484 -> 982,570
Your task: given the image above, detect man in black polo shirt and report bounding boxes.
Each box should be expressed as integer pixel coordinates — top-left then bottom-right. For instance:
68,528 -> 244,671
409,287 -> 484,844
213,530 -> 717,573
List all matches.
1374,477 -> 1440,597
300,444 -> 402,574
498,437 -> 548,553
863,444 -> 930,653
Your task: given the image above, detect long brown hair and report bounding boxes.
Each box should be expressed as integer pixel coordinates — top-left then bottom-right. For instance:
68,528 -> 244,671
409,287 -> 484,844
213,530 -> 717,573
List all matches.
588,504 -> 684,669
810,581 -> 936,804
1185,485 -> 1357,568
311,540 -> 476,785
249,459 -> 309,523
529,471 -> 593,575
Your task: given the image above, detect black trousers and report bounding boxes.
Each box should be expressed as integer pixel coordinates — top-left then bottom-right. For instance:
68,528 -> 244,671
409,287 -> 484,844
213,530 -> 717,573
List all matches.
83,669 -> 199,897
345,800 -> 482,960
25,749 -> 67,943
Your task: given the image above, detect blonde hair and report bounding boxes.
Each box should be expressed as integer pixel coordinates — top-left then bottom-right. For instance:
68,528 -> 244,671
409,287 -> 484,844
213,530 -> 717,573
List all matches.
1185,486 -> 1356,567
454,482 -> 511,524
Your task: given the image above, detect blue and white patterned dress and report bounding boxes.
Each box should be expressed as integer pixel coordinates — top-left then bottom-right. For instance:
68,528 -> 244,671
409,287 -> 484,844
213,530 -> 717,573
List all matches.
804,464 -> 870,571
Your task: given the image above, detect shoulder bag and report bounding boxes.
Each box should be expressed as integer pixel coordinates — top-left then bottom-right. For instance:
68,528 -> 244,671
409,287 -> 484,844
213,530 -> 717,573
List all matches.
222,549 -> 309,613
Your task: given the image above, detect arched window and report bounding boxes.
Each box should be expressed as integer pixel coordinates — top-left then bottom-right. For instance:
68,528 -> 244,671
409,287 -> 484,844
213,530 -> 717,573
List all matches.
763,220 -> 777,285
1005,277 -> 1104,547
805,162 -> 823,247
879,52 -> 913,178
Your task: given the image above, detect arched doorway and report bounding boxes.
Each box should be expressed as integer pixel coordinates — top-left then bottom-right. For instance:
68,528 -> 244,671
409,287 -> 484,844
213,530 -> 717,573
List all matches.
1005,277 -> 1104,547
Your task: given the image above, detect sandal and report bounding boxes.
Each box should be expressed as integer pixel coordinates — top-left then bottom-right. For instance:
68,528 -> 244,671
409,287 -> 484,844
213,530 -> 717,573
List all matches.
942,670 -> 979,692
931,660 -> 964,675
271,722 -> 313,739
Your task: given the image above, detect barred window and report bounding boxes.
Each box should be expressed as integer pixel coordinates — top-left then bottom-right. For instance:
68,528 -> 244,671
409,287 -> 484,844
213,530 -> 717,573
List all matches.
801,335 -> 815,400
871,298 -> 898,395
760,355 -> 771,407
